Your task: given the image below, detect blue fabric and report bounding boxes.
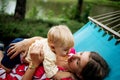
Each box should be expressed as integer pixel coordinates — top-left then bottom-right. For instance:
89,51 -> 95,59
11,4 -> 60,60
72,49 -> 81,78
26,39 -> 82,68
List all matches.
73,21 -> 120,80
1,38 -> 24,69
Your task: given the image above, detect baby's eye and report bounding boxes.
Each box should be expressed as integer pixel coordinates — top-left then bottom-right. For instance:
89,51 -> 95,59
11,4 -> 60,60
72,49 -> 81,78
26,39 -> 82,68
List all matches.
64,49 -> 68,52
64,48 -> 68,51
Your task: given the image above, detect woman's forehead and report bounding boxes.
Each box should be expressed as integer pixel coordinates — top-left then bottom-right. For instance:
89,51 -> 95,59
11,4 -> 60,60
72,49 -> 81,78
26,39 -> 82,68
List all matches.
77,51 -> 91,55
72,51 -> 90,74
74,52 -> 91,65
78,52 -> 90,66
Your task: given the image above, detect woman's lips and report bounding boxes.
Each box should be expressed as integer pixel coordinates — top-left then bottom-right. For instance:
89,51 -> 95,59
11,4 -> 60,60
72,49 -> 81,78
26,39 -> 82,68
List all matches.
68,55 -> 75,63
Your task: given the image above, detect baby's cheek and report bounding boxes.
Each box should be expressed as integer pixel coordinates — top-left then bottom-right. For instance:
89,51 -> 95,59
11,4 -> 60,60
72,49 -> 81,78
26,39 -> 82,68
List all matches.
60,52 -> 67,57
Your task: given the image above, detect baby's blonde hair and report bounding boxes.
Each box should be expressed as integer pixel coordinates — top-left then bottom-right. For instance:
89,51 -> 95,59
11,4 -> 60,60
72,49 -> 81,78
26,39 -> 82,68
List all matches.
47,25 -> 74,48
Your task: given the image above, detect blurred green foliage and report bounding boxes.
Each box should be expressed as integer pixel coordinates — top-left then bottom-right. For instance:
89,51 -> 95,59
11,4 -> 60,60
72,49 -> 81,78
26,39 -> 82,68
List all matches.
0,0 -> 119,45
0,14 -> 84,45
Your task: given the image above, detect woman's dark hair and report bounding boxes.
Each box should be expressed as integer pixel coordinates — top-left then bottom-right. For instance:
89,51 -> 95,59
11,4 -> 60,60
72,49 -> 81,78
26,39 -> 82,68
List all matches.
81,51 -> 110,80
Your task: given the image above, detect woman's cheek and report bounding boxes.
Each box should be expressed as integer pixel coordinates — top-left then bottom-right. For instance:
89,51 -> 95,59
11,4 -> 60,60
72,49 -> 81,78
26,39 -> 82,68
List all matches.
69,60 -> 77,71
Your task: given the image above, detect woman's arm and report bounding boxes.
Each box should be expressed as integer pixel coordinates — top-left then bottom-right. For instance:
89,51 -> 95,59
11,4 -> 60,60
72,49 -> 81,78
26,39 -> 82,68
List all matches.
22,44 -> 44,80
22,63 -> 38,80
7,36 -> 44,59
52,71 -> 74,80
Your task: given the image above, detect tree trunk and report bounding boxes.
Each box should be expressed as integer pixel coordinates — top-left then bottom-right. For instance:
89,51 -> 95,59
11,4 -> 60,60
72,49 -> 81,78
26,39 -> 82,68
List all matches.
75,0 -> 83,21
14,0 -> 26,20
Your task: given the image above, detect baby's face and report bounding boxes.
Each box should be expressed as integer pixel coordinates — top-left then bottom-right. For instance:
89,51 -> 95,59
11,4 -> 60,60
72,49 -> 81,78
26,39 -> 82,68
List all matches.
54,45 -> 70,57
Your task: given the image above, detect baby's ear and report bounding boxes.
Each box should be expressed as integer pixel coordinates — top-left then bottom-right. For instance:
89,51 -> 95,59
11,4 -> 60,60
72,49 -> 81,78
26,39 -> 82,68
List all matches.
49,42 -> 55,51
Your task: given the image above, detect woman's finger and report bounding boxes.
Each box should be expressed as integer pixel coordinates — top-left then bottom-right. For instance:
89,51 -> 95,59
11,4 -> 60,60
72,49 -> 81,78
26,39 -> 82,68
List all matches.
7,47 -> 16,56
9,43 -> 15,47
40,46 -> 44,56
39,45 -> 44,61
23,50 -> 28,58
7,45 -> 15,53
10,51 -> 18,59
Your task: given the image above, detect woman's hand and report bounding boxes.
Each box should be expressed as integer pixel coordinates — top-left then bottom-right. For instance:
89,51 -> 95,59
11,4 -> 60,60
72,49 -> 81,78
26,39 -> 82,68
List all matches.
22,44 -> 44,80
7,39 -> 30,59
29,43 -> 44,67
7,37 -> 43,59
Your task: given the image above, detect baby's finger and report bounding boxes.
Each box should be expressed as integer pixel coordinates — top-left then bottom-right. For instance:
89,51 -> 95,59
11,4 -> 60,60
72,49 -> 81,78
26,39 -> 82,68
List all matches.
39,49 -> 44,60
40,46 -> 44,55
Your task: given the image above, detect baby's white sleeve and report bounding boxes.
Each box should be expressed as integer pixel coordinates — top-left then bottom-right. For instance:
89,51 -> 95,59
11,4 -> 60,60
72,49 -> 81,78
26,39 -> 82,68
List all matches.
43,53 -> 58,78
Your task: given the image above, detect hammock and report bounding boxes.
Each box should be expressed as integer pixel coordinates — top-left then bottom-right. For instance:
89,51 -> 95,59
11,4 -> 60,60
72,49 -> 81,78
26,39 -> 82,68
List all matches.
73,20 -> 120,80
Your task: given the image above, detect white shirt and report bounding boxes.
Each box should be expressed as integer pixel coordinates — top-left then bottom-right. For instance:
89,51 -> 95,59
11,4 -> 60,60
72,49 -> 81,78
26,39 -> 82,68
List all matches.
26,39 -> 58,78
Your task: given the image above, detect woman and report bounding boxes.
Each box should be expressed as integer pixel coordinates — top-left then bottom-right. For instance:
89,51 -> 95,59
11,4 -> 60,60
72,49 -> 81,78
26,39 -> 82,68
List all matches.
0,37 -> 110,80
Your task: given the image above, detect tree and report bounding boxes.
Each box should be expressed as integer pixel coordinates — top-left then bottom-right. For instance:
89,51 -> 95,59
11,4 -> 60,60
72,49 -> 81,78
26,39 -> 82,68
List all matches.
74,0 -> 83,21
14,0 -> 26,20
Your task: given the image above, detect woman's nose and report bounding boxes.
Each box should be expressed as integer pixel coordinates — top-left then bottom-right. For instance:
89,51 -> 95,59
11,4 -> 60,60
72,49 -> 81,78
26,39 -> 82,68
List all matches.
73,54 -> 80,58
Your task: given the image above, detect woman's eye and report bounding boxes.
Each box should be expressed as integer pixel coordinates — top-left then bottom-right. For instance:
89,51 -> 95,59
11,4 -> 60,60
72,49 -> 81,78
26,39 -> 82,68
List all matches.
77,58 -> 80,65
77,61 -> 79,65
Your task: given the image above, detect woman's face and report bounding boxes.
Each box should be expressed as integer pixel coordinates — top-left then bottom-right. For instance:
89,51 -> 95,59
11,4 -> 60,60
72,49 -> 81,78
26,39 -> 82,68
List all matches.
68,52 -> 90,74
